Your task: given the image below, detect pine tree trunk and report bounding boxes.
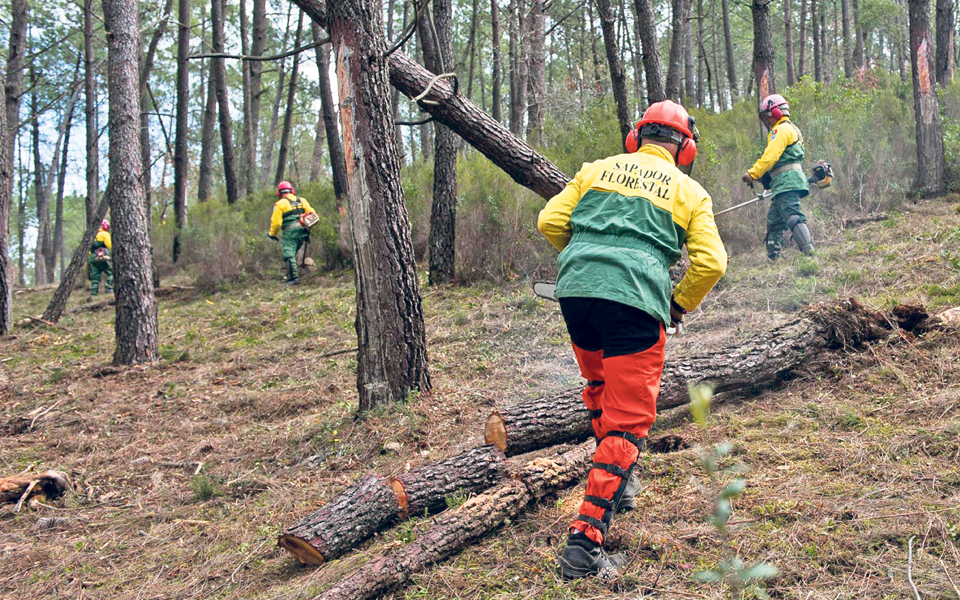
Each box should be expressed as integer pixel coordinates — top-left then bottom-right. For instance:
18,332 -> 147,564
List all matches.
491,0 -> 503,123
17,152 -> 26,287
821,2 -> 828,81
31,70 -> 52,286
84,0 -> 99,228
812,0 -> 822,80
172,0 -> 190,264
417,0 -> 458,284
633,0 -> 667,102
666,0 -> 685,100
328,0 -> 432,410
842,0 -> 853,76
212,0 -> 239,204
313,31 -> 348,202
508,0 -> 523,134
935,0 -> 954,86
309,99 -> 325,184
250,0 -> 267,170
275,11 -> 304,186
239,0 -> 256,196
696,0 -> 706,106
785,0 -> 796,84
525,0 -> 545,145
853,0 -> 864,67
596,0 -> 633,144
102,0 -> 159,364
684,0 -> 696,100
197,2 -> 216,203
140,0 -> 173,229
720,0 -> 739,101
798,0 -> 807,77
752,0 -> 777,99
466,0 -> 480,101
588,0 -> 603,93
0,81 -> 11,333
908,0 -> 947,197
3,0 -> 27,194
54,88 -> 77,279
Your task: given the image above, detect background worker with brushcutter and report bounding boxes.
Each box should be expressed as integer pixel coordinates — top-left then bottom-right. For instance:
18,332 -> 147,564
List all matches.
538,100 -> 727,579
89,219 -> 113,296
268,181 -> 318,285
742,94 -> 815,260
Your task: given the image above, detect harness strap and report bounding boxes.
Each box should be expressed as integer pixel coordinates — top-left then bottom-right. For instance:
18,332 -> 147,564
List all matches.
576,514 -> 608,536
583,495 -> 615,510
586,380 -> 604,387
592,462 -> 630,480
604,430 -> 646,453
769,162 -> 803,180
589,409 -> 603,419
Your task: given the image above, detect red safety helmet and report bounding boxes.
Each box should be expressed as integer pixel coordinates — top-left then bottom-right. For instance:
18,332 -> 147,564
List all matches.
759,94 -> 789,120
100,219 -> 110,231
277,181 -> 295,198
624,100 -> 698,173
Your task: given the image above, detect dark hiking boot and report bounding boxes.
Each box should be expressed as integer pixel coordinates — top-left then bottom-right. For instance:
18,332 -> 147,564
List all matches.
285,278 -> 300,285
615,471 -> 641,513
558,535 -> 626,580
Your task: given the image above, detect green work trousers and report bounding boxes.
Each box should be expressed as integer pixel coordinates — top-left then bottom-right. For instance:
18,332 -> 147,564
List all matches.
282,226 -> 308,281
89,256 -> 113,295
766,190 -> 806,259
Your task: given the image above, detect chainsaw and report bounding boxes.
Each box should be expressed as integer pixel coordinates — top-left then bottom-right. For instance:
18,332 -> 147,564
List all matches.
532,280 -> 684,335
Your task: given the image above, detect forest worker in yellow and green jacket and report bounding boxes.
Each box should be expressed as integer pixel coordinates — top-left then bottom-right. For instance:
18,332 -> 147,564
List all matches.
268,181 -> 317,285
538,100 -> 727,580
89,219 -> 113,295
742,94 -> 814,260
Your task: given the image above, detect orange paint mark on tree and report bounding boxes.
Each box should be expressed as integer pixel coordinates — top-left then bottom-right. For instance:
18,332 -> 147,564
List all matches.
759,68 -> 771,100
336,38 -> 356,178
918,38 -> 932,95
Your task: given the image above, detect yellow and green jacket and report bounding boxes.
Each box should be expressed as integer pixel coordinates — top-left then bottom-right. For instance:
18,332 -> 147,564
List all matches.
90,229 -> 112,253
747,116 -> 809,198
269,193 -> 317,238
538,144 -> 727,326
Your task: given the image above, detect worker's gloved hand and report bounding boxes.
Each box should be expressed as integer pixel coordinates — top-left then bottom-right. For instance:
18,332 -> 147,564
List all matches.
670,296 -> 687,327
742,173 -> 754,185
268,234 -> 279,241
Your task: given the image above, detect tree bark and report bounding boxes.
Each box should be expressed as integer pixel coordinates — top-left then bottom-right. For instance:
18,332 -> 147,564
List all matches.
84,0 -> 100,228
587,0 -> 603,93
684,0 -> 696,100
31,67 -> 52,286
491,0 -> 503,123
313,30 -> 348,202
173,0 -> 190,263
466,0 -> 480,102
328,0 -> 432,410
935,0 -> 954,86
633,0 -> 667,102
798,0 -> 807,77
417,0 -> 458,284
812,0 -> 822,80
752,0 -> 777,99
279,446 -> 507,565
212,0 -> 239,204
275,11 -> 304,185
720,0 -> 739,102
309,105 -> 325,182
485,299 -> 920,456
42,195 -> 110,323
239,0 -> 255,195
853,0 -> 864,67
596,0 -> 634,144
54,86 -> 78,279
666,0 -> 685,100
140,0 -> 174,227
197,2 -> 216,203
250,0 -> 267,170
525,0 -> 546,144
842,0 -> 853,76
909,0 -> 947,197
3,0 -> 27,179
785,0 -> 796,84
0,74 -> 11,334
313,442 -> 594,600
103,0 -> 160,364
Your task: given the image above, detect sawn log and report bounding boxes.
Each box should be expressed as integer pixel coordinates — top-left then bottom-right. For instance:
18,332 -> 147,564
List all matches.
485,299 -> 929,456
0,469 -> 71,506
279,445 -> 506,565
315,441 -> 594,600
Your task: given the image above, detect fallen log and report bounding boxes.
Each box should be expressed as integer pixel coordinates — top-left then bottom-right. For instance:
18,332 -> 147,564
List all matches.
279,445 -> 507,565
485,299 -> 929,456
315,441 -> 594,600
0,469 -> 71,509
840,212 -> 889,229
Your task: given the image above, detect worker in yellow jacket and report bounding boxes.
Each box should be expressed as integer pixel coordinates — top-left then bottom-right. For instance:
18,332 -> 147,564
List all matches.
539,100 -> 727,579
268,181 -> 317,285
89,219 -> 113,295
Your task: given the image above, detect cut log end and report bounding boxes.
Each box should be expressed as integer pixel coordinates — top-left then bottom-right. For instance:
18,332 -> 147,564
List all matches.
277,534 -> 326,566
390,478 -> 408,514
484,413 -> 507,452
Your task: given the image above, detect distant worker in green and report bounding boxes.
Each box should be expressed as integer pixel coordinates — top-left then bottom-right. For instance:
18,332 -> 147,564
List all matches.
268,181 -> 317,285
89,219 -> 113,295
742,94 -> 814,260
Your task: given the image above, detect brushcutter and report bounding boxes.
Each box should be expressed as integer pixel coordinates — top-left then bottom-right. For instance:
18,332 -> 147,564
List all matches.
716,160 -> 834,218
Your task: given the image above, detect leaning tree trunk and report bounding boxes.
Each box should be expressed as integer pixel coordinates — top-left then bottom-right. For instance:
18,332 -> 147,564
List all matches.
596,0 -> 633,144
752,0 -> 776,99
666,0 -> 685,101
102,0 -> 159,364
172,0 -> 190,263
314,442 -> 594,600
279,445 -> 506,565
212,0 -> 239,204
328,0 -> 431,411
417,0 -> 458,285
275,11 -> 304,185
908,0 -> 946,197
42,196 -> 110,323
633,0 -> 667,102
84,0 -> 99,227
935,0 -> 954,86
485,299 -> 923,456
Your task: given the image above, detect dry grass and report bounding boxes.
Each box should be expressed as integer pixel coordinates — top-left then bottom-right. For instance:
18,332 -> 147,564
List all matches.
1,199 -> 959,599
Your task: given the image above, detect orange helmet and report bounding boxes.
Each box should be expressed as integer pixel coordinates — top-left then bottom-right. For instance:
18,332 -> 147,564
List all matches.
277,181 -> 294,198
636,100 -> 694,138
625,100 -> 699,173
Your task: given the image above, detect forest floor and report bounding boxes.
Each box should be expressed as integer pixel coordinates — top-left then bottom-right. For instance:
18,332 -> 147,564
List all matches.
2,198 -> 960,600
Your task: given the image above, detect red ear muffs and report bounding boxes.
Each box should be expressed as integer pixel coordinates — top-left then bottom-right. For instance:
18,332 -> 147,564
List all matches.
625,128 -> 640,153
677,137 -> 697,168
770,106 -> 783,120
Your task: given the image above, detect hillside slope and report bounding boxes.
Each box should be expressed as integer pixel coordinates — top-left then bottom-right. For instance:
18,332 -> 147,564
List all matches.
1,199 -> 959,599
